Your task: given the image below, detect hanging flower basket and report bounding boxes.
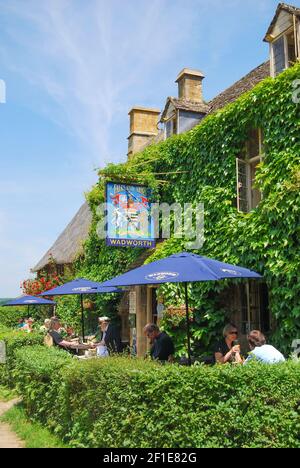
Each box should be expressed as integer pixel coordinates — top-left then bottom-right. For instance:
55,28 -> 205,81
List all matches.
22,275 -> 62,296
167,305 -> 194,318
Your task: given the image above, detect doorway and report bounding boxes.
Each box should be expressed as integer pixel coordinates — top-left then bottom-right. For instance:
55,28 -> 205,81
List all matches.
220,281 -> 271,336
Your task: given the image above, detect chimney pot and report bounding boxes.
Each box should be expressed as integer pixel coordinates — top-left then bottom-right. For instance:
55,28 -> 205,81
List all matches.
127,107 -> 160,159
176,68 -> 205,102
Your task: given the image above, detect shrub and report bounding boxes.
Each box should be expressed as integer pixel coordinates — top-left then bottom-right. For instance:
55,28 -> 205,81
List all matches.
66,360 -> 300,448
0,329 -> 43,386
12,347 -> 300,448
0,306 -> 53,328
14,346 -> 72,433
0,307 -> 26,328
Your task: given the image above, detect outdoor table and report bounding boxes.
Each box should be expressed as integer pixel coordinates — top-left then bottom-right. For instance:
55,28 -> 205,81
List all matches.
75,348 -> 98,359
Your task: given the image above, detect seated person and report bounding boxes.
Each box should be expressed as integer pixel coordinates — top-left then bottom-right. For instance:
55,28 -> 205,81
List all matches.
17,318 -> 26,329
94,317 -> 123,354
48,317 -> 93,353
244,330 -> 285,365
214,324 -> 241,364
144,323 -> 175,363
65,325 -> 76,339
40,319 -> 51,334
22,318 -> 35,333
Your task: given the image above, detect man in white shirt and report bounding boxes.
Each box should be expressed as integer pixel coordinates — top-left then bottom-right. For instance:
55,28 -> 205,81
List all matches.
95,316 -> 123,354
244,330 -> 285,365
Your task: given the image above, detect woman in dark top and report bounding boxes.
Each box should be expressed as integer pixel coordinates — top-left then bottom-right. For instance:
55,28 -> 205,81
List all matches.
214,324 -> 241,364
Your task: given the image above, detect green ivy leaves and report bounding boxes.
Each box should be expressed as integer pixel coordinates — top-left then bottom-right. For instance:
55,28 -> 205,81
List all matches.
79,62 -> 300,354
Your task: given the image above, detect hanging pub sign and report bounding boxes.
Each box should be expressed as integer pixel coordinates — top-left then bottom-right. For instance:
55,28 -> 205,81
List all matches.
105,182 -> 155,249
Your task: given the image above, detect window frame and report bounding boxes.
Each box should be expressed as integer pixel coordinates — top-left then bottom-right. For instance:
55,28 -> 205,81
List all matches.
241,281 -> 270,335
164,112 -> 178,140
236,129 -> 264,213
271,26 -> 298,76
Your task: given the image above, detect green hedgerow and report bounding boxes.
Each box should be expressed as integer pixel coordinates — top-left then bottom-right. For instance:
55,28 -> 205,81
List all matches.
0,329 -> 43,386
12,346 -> 300,448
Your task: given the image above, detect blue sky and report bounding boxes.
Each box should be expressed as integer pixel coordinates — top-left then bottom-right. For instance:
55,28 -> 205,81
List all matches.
0,0 -> 295,296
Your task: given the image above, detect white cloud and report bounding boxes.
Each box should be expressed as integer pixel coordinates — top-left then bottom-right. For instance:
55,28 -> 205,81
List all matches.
0,0 -> 207,296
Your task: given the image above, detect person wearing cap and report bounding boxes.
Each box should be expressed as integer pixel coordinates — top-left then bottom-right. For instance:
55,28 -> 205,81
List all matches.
40,318 -> 51,334
95,317 -> 123,354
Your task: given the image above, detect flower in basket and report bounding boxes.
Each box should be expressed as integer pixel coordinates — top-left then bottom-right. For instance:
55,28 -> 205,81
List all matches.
21,274 -> 64,296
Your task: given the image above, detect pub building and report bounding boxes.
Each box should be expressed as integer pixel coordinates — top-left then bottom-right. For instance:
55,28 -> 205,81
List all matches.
32,3 -> 300,356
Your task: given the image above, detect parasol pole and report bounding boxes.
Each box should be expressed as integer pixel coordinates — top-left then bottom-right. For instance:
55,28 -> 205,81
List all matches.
80,294 -> 85,341
246,280 -> 251,334
184,282 -> 192,366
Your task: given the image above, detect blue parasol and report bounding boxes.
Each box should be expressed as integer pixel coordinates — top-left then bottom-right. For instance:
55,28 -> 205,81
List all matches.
100,252 -> 262,364
3,296 -> 56,306
40,278 -> 122,340
3,295 -> 56,319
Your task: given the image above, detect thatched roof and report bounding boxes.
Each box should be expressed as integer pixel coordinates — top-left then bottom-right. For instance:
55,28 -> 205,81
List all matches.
32,202 -> 92,272
208,61 -> 270,114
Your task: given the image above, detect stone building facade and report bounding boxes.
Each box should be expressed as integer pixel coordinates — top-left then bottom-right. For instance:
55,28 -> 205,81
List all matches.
124,2 -> 300,356
33,3 -> 300,356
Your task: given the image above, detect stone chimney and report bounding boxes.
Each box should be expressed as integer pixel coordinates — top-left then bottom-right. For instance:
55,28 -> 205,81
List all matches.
176,68 -> 205,102
127,107 -> 160,159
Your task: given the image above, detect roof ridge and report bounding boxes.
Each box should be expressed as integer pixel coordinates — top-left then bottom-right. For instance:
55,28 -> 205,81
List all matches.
264,2 -> 300,41
208,61 -> 270,113
32,202 -> 92,272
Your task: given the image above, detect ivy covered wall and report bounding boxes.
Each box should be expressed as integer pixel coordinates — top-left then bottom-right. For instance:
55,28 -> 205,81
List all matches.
77,64 -> 300,354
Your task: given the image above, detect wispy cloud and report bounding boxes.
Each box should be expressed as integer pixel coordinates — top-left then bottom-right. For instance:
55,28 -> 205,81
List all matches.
0,0 -> 208,166
0,0 -> 210,295
0,0 -> 282,296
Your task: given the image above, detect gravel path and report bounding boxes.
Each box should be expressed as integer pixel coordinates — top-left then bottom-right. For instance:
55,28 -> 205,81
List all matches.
0,399 -> 24,448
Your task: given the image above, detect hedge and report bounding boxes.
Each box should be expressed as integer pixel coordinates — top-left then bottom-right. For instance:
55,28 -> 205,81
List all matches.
13,346 -> 73,434
13,346 -> 300,448
0,305 -> 54,329
0,328 -> 43,386
0,307 -> 28,329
